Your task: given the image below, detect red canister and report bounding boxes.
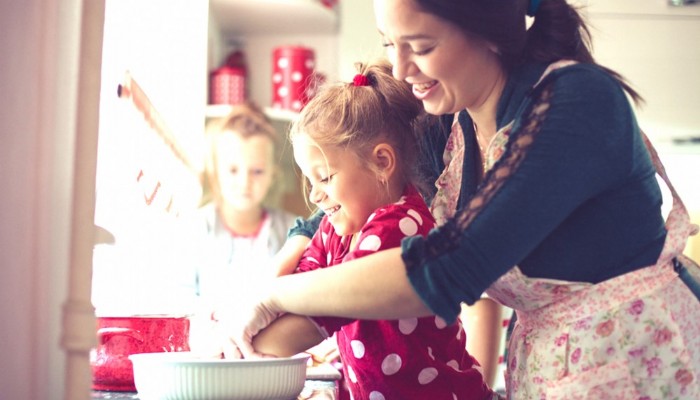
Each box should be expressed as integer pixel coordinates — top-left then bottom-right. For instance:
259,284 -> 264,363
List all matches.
210,51 -> 247,105
90,315 -> 191,392
272,45 -> 316,112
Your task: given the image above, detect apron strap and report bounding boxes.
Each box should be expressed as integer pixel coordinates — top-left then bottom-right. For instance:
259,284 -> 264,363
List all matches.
641,132 -> 700,300
640,131 -> 699,240
641,131 -> 697,228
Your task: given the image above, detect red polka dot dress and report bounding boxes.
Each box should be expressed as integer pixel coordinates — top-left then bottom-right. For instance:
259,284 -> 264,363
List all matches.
296,186 -> 495,400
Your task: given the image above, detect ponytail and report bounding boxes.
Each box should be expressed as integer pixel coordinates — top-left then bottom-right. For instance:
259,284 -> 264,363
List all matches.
525,0 -> 643,104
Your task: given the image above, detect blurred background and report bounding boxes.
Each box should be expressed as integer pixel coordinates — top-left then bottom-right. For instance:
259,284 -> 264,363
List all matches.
1,0 -> 698,398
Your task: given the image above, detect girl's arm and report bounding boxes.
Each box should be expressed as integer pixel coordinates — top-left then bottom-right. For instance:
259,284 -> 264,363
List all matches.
270,210 -> 323,277
460,299 -> 504,388
269,235 -> 311,277
252,313 -> 325,357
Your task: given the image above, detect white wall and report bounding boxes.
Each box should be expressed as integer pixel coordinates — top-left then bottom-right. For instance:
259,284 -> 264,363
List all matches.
0,0 -> 208,399
92,0 -> 208,317
582,0 -> 700,139
338,0 -> 385,80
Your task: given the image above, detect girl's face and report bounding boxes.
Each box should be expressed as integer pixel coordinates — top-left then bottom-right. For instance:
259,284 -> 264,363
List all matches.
293,136 -> 386,237
374,0 -> 503,115
214,132 -> 275,212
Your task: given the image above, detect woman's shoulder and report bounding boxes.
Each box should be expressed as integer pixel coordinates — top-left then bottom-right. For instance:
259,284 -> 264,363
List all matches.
520,61 -> 635,132
540,62 -> 629,100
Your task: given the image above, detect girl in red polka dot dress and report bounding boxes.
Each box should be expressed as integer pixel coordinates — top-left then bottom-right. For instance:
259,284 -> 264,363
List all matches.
251,60 -> 497,400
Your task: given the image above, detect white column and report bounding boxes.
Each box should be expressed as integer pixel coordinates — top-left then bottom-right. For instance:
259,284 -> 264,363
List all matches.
61,1 -> 105,399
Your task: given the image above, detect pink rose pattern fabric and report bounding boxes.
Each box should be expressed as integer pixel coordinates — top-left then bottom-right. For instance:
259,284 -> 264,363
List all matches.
432,113 -> 466,225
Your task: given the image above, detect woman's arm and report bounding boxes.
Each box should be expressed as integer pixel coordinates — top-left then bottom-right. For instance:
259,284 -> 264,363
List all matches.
268,247 -> 432,319
252,314 -> 325,357
230,248 -> 432,359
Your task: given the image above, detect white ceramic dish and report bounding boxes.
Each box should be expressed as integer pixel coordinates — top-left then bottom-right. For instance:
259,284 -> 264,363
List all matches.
129,352 -> 310,400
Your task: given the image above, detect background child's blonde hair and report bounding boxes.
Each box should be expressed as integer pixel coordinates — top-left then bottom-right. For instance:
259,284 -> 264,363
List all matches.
289,59 -> 426,196
201,101 -> 281,206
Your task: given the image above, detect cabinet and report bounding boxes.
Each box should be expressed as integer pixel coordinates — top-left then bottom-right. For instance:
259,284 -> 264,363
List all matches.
580,0 -> 700,17
580,0 -> 700,139
207,0 -> 340,117
205,0 -> 341,216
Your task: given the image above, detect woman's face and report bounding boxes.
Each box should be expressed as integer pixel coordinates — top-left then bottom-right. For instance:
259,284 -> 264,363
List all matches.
374,0 -> 503,115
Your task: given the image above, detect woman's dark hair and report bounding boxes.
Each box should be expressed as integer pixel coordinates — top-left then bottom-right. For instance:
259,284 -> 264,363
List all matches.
412,0 -> 642,104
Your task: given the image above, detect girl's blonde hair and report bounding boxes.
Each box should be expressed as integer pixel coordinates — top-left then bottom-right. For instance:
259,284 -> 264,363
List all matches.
289,59 -> 426,196
200,101 -> 280,206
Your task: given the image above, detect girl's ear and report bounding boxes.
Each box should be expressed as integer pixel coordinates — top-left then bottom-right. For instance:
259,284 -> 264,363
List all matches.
372,143 -> 397,182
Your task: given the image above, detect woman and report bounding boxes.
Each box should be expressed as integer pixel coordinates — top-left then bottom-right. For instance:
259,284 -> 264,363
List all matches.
220,0 -> 700,397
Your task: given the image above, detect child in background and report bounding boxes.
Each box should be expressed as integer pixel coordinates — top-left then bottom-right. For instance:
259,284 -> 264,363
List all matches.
249,61 -> 496,400
189,102 -> 299,354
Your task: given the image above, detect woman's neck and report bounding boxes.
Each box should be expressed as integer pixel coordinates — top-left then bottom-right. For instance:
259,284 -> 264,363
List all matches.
467,67 -> 507,145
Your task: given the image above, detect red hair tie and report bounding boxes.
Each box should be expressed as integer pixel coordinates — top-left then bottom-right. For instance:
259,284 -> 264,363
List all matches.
353,74 -> 371,87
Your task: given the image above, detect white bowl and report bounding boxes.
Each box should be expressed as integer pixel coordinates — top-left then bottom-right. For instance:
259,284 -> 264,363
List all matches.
129,352 -> 310,400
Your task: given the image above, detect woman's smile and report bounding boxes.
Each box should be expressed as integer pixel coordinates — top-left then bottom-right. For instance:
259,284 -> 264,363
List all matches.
412,80 -> 438,100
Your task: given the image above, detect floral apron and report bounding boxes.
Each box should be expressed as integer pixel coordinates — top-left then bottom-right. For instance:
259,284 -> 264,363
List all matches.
483,62 -> 700,399
432,60 -> 700,399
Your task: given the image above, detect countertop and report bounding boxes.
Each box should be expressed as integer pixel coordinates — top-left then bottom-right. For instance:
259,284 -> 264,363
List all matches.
91,379 -> 338,400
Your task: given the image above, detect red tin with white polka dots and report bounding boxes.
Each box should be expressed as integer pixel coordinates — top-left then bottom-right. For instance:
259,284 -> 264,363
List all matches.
272,45 -> 316,112
210,65 -> 246,105
209,51 -> 247,105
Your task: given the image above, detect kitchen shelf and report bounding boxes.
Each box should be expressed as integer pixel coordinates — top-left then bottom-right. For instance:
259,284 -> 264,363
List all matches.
583,0 -> 700,18
206,0 -> 341,218
209,0 -> 339,37
206,104 -> 299,122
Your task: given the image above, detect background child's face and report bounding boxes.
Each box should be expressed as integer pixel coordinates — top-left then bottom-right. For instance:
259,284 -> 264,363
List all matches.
214,131 -> 275,212
293,136 -> 385,236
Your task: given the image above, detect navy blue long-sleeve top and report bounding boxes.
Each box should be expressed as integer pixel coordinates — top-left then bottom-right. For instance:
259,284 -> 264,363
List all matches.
289,62 -> 667,324
402,62 -> 667,322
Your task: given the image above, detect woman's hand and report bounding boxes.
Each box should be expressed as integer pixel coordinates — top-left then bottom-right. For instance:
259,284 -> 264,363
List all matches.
211,273 -> 282,359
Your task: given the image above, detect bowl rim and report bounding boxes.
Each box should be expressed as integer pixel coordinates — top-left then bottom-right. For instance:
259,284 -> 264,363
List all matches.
129,351 -> 310,366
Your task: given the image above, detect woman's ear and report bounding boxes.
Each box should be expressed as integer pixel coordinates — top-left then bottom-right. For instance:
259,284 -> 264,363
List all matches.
372,143 -> 397,182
